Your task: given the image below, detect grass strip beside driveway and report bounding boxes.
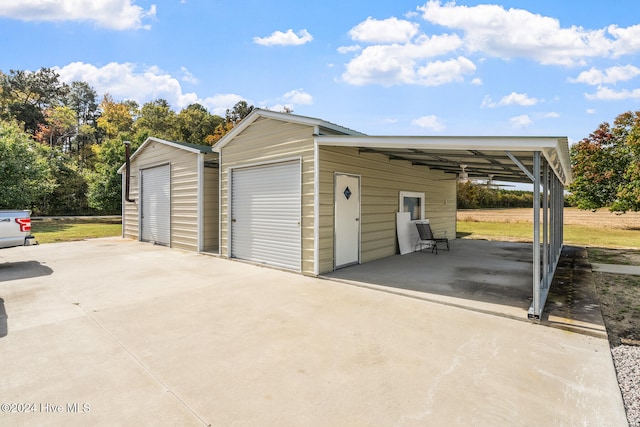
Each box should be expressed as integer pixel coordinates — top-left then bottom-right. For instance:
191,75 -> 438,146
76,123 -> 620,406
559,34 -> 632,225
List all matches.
32,217 -> 122,244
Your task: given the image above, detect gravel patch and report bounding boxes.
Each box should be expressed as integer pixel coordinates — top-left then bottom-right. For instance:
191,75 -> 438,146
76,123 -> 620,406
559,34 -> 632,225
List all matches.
612,345 -> 640,427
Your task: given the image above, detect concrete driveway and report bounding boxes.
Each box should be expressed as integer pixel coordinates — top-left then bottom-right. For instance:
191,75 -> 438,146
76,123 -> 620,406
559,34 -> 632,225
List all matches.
0,238 -> 627,426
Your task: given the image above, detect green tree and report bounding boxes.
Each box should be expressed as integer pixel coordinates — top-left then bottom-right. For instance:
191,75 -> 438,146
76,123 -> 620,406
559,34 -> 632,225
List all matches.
173,103 -> 222,145
38,150 -> 90,215
96,94 -> 136,140
224,100 -> 254,125
34,105 -> 77,149
64,81 -> 99,155
134,99 -> 176,141
87,138 -> 140,214
211,100 -> 254,144
611,111 -> 640,212
569,110 -> 639,212
0,120 -> 55,210
0,68 -> 68,135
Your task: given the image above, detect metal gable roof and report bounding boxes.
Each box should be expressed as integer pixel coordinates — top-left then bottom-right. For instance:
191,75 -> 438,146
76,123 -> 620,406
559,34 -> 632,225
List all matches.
117,137 -> 215,174
315,135 -> 572,186
212,108 -> 365,152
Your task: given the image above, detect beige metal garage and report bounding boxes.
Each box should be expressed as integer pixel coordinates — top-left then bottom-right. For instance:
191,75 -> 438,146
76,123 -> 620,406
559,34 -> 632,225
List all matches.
213,109 -> 572,318
118,137 -> 219,253
213,110 -> 457,276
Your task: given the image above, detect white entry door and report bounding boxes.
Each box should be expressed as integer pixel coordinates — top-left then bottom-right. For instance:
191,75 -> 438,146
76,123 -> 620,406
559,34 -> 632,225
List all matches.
334,173 -> 360,268
140,164 -> 170,246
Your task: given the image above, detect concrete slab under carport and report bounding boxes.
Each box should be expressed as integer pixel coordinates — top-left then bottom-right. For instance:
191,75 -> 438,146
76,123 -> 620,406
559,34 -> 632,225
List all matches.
325,239 -> 537,320
0,238 -> 626,426
325,239 -> 609,336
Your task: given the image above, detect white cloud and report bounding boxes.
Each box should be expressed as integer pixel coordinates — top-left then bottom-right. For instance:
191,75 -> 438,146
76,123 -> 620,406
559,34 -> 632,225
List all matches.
253,29 -> 313,46
282,89 -> 313,105
415,57 -> 476,86
569,65 -> 640,85
607,24 -> 640,56
417,0 -> 639,66
510,114 -> 532,128
482,92 -> 539,108
543,112 -> 560,118
339,2 -> 640,88
341,34 -> 469,86
54,61 -> 242,115
257,90 -> 314,113
180,67 -> 199,84
471,77 -> 483,85
200,94 -> 246,116
349,17 -> 420,43
0,0 -> 156,30
586,108 -> 597,114
585,86 -> 640,101
337,45 -> 361,54
412,115 -> 446,131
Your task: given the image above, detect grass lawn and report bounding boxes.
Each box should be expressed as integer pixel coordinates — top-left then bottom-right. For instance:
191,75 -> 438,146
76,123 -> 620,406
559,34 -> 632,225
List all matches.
457,208 -> 640,249
32,217 -> 122,244
457,221 -> 640,248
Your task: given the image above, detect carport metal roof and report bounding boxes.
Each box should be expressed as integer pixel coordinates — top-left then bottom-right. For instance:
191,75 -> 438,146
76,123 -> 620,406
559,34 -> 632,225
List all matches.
315,135 -> 572,186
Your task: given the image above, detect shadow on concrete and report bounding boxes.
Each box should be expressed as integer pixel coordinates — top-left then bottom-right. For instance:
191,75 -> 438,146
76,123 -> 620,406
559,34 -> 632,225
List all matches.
0,298 -> 7,337
0,261 -> 53,283
325,240 -> 607,336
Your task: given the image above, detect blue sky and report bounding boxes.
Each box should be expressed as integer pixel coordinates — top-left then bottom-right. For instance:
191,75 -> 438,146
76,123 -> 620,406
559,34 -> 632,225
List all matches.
2,0 -> 640,143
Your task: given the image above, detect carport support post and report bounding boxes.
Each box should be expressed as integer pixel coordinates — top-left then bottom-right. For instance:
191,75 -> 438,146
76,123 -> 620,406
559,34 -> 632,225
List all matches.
530,152 -> 542,319
543,161 -> 549,290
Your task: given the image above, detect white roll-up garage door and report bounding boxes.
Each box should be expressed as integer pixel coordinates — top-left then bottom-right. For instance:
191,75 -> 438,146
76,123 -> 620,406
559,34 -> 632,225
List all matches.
141,164 -> 170,246
231,160 -> 301,271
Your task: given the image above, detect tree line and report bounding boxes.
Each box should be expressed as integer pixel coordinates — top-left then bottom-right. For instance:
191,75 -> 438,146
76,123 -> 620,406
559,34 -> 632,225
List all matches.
568,110 -> 640,213
2,68 -> 638,215
0,67 -> 253,215
456,182 -> 542,209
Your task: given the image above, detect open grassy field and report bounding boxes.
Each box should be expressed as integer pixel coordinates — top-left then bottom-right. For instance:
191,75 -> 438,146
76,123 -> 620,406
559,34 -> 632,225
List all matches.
31,217 -> 122,244
457,207 -> 640,249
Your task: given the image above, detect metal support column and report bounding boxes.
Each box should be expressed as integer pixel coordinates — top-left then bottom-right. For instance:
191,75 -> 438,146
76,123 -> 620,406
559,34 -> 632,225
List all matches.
542,160 -> 549,289
530,152 -> 541,318
553,173 -> 561,268
550,172 -> 558,274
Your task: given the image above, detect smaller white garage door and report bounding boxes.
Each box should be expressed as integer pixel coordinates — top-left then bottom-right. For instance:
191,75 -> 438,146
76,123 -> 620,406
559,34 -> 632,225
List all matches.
231,161 -> 301,271
141,164 -> 170,246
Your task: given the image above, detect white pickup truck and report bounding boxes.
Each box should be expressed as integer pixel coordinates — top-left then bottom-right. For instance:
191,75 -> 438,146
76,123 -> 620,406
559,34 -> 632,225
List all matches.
0,210 -> 37,249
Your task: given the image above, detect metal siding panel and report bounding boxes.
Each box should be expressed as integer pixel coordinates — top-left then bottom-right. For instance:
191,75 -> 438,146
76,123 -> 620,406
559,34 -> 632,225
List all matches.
170,152 -> 199,252
318,146 -> 457,272
141,165 -> 170,245
231,161 -> 301,271
203,166 -> 219,251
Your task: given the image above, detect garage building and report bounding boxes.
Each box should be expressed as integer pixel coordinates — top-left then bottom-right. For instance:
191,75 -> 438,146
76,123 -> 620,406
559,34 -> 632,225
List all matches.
118,137 -> 218,253
214,110 -> 458,274
213,109 -> 572,318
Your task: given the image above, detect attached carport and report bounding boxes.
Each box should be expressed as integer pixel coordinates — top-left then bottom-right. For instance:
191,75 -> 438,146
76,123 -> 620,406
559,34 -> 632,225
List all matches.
315,135 -> 572,319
